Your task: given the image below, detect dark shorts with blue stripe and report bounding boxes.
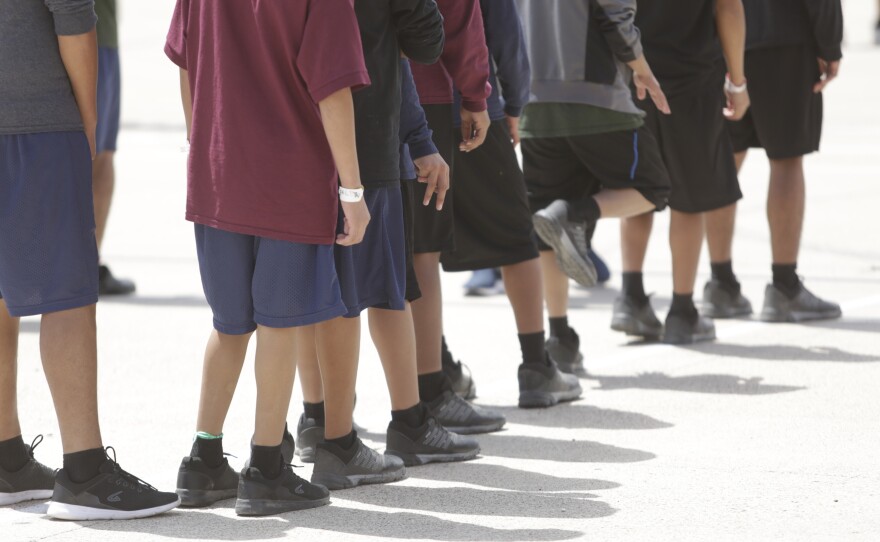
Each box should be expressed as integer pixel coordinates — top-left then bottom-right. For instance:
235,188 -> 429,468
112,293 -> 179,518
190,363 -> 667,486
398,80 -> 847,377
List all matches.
522,127 -> 671,250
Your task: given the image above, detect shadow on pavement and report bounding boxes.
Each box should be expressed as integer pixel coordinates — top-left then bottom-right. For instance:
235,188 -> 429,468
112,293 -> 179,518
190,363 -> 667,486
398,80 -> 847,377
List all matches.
478,434 -> 655,463
681,343 -> 879,363
802,318 -> 880,335
588,372 -> 805,395
407,462 -> 620,493
490,403 -> 673,430
100,295 -> 208,308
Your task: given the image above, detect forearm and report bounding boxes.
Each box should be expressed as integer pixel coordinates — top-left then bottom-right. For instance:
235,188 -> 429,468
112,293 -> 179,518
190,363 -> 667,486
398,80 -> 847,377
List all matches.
715,0 -> 746,83
179,69 -> 193,141
58,29 -> 98,130
318,88 -> 362,189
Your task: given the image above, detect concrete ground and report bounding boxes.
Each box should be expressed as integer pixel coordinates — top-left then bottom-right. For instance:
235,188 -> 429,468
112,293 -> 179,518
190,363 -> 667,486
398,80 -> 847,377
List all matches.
3,2 -> 880,541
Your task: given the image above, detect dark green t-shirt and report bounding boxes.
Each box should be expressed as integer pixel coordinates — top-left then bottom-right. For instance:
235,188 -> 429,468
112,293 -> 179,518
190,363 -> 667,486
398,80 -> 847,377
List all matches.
520,103 -> 644,139
95,0 -> 117,48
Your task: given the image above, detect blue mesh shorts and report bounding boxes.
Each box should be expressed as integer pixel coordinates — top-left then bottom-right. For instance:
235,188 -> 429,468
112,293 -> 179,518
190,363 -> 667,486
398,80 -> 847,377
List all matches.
96,47 -> 121,153
0,132 -> 99,317
194,224 -> 348,334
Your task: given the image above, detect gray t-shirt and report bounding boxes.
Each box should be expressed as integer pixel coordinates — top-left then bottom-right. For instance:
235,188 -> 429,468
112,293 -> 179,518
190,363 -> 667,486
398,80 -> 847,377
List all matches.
0,0 -> 97,135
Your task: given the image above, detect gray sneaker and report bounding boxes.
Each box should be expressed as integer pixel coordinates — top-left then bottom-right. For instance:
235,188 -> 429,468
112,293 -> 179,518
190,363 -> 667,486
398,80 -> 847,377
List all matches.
426,391 -> 506,434
533,200 -> 598,287
0,435 -> 55,506
662,312 -> 716,345
760,283 -> 842,323
385,418 -> 480,466
518,361 -> 582,409
293,415 -> 323,464
545,334 -> 586,377
311,437 -> 405,490
235,464 -> 329,516
611,296 -> 663,338
702,280 -> 753,318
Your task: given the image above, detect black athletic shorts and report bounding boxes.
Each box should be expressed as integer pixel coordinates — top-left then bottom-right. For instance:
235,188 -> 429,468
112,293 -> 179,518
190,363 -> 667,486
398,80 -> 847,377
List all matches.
641,73 -> 742,213
727,44 -> 823,159
410,104 -> 455,254
400,180 -> 421,302
439,120 -> 540,272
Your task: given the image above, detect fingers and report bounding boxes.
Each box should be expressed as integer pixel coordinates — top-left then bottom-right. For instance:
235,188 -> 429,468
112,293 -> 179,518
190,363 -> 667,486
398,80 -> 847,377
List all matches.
636,83 -> 647,101
433,166 -> 450,211
422,167 -> 440,206
813,59 -> 839,93
460,121 -> 474,146
459,123 -> 487,152
649,83 -> 671,115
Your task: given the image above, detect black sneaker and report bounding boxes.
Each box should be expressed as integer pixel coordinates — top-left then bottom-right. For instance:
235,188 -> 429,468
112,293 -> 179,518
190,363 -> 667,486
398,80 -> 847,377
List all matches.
281,424 -> 296,464
311,436 -> 406,490
533,200 -> 598,287
294,414 -> 324,464
518,361 -> 582,409
176,456 -> 239,508
48,449 -> 179,520
702,279 -> 753,319
546,331 -> 585,377
611,296 -> 663,338
443,359 -> 477,400
662,312 -> 716,345
385,417 -> 480,466
0,435 -> 55,506
98,265 -> 136,296
235,463 -> 330,516
760,283 -> 842,323
426,391 -> 506,434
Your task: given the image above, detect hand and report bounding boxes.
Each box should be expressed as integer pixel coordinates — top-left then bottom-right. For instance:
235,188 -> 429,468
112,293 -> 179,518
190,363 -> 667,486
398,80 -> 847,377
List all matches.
506,115 -> 521,147
459,108 -> 490,152
413,153 -> 450,211
628,56 -> 671,115
723,87 -> 750,121
336,199 -> 371,246
813,58 -> 840,93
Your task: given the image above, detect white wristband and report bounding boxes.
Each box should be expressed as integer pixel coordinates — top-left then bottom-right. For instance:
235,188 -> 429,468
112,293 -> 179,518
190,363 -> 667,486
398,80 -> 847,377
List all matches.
339,186 -> 364,203
724,76 -> 747,94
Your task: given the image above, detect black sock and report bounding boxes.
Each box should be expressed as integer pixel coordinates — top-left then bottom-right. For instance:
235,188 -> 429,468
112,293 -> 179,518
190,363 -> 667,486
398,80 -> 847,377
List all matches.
63,448 -> 107,483
621,272 -> 648,304
418,371 -> 450,402
0,435 -> 30,472
518,331 -> 548,366
303,401 -> 326,426
391,402 -> 427,429
548,316 -> 570,338
440,335 -> 455,367
321,430 -> 358,464
711,260 -> 740,294
191,436 -> 224,468
668,293 -> 698,323
772,263 -> 801,298
250,444 -> 282,479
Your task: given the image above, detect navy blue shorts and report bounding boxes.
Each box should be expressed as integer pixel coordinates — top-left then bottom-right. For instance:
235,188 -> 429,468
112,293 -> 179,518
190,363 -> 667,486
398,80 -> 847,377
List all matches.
335,185 -> 407,317
0,132 -> 99,317
194,224 -> 348,334
96,47 -> 121,153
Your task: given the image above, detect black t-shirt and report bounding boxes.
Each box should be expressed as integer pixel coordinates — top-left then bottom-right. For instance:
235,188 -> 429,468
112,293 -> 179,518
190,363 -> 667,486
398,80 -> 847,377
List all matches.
635,0 -> 724,95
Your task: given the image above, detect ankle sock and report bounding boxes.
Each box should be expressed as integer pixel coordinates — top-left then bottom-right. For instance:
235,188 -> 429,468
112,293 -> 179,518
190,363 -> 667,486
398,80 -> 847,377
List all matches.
710,260 -> 741,294
440,335 -> 455,368
548,316 -> 569,338
303,401 -> 326,426
191,433 -> 224,468
391,402 -> 426,429
250,444 -> 282,479
772,263 -> 801,299
518,331 -> 548,366
0,435 -> 30,472
668,293 -> 698,323
418,371 -> 450,402
621,272 -> 648,304
63,447 -> 106,483
321,431 -> 358,464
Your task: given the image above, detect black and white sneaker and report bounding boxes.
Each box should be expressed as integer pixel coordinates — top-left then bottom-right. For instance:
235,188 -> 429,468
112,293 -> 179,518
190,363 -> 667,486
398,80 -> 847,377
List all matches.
760,283 -> 842,323
702,279 -> 753,319
294,415 -> 324,464
235,463 -> 329,516
311,437 -> 406,490
385,418 -> 480,466
518,361 -> 582,409
533,200 -> 598,287
0,435 -> 55,506
176,456 -> 239,508
611,295 -> 663,338
426,391 -> 505,434
546,331 -> 586,377
48,449 -> 179,520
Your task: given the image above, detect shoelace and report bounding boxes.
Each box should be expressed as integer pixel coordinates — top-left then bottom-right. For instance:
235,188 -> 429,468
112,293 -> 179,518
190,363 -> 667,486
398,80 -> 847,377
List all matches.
104,446 -> 158,492
27,434 -> 45,458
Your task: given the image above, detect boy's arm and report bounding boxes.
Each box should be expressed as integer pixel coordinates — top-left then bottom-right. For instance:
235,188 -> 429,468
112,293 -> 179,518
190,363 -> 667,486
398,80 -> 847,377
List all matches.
482,0 -> 530,145
802,0 -> 843,93
318,88 -> 370,247
715,0 -> 749,120
58,29 -> 98,158
392,0 -> 445,65
178,69 -> 192,141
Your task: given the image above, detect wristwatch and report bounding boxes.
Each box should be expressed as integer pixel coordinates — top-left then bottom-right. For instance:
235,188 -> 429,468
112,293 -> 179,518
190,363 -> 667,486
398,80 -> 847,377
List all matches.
338,185 -> 365,203
724,75 -> 748,94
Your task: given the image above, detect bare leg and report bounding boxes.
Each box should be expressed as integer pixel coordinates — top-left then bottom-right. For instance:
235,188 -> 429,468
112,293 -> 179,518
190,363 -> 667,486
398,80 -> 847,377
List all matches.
40,306 -> 102,454
620,212 -> 653,273
734,151 -> 747,172
195,330 -> 251,436
92,151 -> 115,251
669,210 -> 705,295
767,157 -> 805,264
704,203 -> 737,264
539,251 -> 569,318
500,258 -> 544,334
314,317 -> 359,440
593,188 -> 655,218
411,252 -> 443,375
0,300 -> 21,442
295,326 -> 324,404
252,325 -> 297,446
368,306 -> 420,411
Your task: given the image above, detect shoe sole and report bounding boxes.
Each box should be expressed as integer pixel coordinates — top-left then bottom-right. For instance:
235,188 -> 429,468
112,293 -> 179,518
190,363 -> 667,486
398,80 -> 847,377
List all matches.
441,420 -> 506,435
0,489 -> 53,506
311,466 -> 407,490
760,308 -> 843,323
385,448 -> 480,467
518,385 -> 583,409
610,315 -> 662,339
295,445 -> 317,464
662,330 -> 717,345
702,303 -> 753,319
47,497 -> 180,520
177,488 -> 238,508
533,214 -> 598,287
235,496 -> 330,516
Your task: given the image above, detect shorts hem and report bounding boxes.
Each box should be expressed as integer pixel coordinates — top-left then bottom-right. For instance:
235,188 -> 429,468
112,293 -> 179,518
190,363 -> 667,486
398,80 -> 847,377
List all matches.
344,296 -> 406,318
6,293 -> 98,317
253,303 -> 349,329
441,247 -> 539,273
668,194 -> 743,214
212,320 -> 258,336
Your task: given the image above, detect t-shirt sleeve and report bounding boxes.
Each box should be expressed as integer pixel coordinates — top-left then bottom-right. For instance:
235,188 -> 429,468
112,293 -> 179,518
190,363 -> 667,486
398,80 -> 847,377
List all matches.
44,0 -> 97,36
297,0 -> 371,104
164,0 -> 188,69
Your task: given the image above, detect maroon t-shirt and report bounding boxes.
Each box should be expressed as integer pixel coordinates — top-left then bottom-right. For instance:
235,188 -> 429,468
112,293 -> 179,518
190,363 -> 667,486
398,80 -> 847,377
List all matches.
165,0 -> 369,244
